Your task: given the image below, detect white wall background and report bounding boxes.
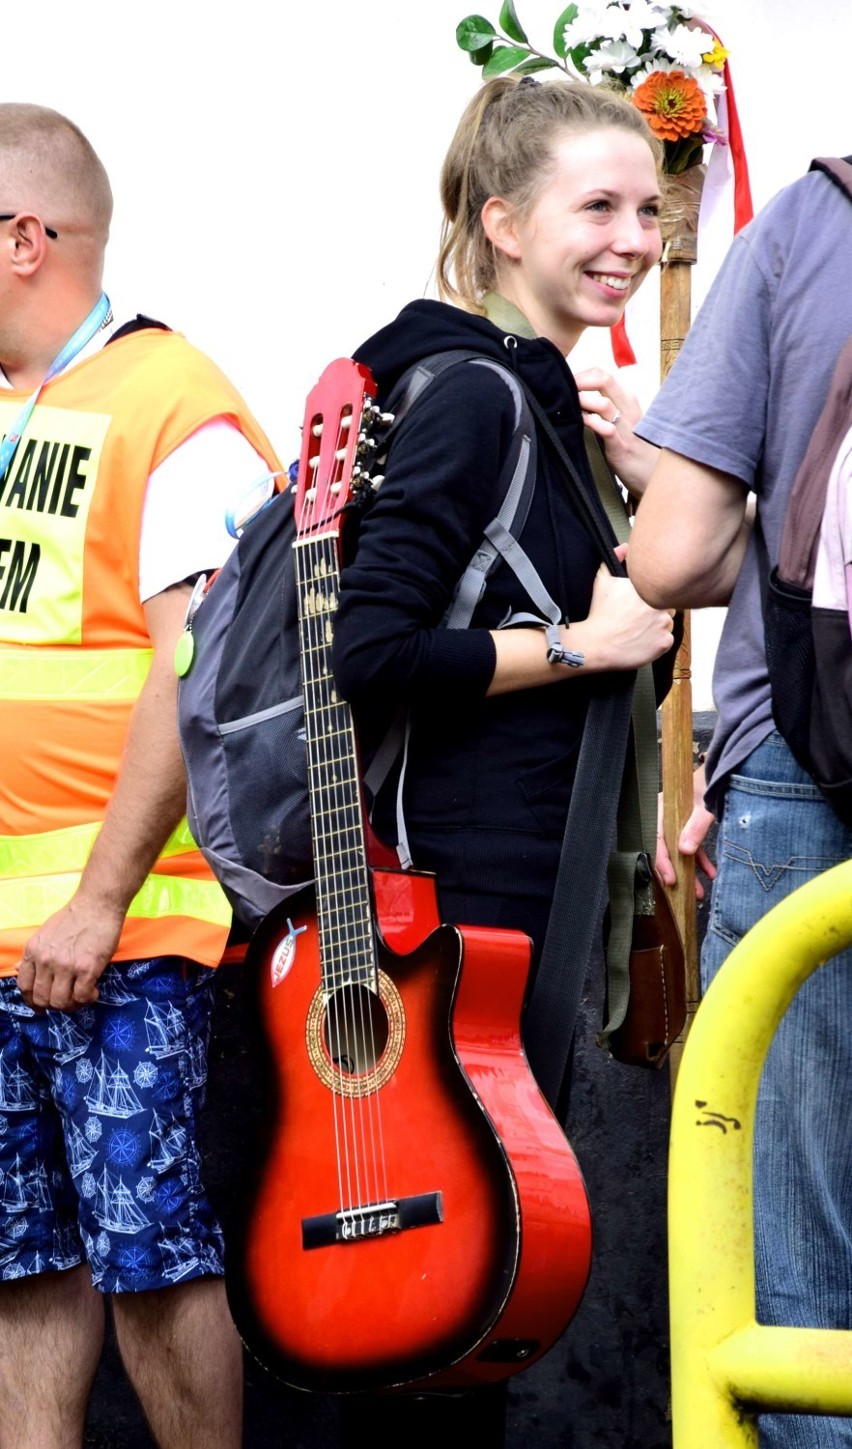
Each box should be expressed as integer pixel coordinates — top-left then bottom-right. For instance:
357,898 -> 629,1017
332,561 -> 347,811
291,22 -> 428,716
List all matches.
5,0 -> 851,704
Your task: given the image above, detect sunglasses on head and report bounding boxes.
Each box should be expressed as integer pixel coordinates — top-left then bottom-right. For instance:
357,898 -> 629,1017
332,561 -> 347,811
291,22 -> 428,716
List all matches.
0,213 -> 58,239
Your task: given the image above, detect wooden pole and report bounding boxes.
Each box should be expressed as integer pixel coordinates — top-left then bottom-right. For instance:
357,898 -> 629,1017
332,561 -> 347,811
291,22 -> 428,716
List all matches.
658,165 -> 705,1082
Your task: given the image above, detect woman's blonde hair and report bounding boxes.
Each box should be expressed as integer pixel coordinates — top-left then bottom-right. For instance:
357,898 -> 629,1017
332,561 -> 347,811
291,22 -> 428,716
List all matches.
437,75 -> 662,309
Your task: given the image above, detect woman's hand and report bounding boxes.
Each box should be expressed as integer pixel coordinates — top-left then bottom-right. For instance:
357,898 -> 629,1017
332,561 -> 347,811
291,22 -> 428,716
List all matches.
655,766 -> 717,901
579,543 -> 675,670
574,366 -> 659,497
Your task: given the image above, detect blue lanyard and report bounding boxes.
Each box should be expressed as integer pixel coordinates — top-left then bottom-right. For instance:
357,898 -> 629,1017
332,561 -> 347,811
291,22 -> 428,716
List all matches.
0,291 -> 112,479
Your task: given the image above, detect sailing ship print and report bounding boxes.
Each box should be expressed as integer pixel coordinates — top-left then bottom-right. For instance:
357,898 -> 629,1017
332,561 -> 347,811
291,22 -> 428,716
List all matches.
0,1048 -> 39,1112
0,1154 -> 52,1213
95,973 -> 137,1006
84,1054 -> 144,1119
145,1001 -> 186,1060
53,1222 -> 83,1271
93,1165 -> 151,1234
160,1230 -> 200,1282
149,1111 -> 187,1175
48,1013 -> 89,1063
66,1120 -> 98,1178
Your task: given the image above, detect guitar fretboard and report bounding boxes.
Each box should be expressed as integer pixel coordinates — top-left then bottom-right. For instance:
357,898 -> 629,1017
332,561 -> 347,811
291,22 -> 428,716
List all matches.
294,530 -> 377,995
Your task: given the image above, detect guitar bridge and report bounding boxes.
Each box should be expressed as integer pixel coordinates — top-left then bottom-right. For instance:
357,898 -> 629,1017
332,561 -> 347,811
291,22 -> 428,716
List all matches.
302,1191 -> 443,1249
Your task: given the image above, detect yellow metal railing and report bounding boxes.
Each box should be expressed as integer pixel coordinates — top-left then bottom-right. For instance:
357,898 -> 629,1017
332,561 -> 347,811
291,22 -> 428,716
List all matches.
669,859 -> 852,1446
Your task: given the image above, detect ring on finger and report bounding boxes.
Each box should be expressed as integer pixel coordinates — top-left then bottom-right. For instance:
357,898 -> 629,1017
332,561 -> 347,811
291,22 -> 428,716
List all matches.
610,410 -> 622,426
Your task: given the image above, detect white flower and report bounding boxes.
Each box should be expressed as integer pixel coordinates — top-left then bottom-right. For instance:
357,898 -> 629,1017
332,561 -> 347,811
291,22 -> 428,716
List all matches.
694,62 -> 726,101
616,0 -> 671,49
563,0 -> 622,48
673,1 -> 716,18
583,39 -> 641,78
564,0 -> 668,50
654,21 -> 711,70
629,56 -> 680,88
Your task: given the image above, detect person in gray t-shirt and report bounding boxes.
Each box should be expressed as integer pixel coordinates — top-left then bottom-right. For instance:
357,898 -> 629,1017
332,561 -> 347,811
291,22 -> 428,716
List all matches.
630,162 -> 852,1449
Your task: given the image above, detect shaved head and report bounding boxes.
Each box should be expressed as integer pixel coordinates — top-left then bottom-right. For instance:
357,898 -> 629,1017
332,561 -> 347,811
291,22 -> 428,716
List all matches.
0,103 -> 112,246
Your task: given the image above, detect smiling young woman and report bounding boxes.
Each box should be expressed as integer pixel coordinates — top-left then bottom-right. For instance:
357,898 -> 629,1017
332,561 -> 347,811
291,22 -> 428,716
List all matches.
331,74 -> 672,1447
481,127 -> 663,355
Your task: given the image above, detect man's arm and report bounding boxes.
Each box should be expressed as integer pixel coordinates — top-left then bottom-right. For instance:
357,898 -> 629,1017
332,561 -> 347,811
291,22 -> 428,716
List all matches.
628,448 -> 752,608
17,583 -> 192,1013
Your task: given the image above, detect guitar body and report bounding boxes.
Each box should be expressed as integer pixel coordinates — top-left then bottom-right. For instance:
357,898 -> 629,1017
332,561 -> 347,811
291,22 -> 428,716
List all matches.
228,890 -> 520,1392
226,359 -> 592,1394
227,869 -> 592,1393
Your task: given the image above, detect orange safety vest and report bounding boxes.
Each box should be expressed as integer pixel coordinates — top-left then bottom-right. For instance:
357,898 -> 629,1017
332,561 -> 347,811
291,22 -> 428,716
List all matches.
0,327 -> 281,975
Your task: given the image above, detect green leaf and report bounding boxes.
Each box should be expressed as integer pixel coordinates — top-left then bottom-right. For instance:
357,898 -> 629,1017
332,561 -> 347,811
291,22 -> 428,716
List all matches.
569,41 -> 594,72
482,43 -> 531,77
456,15 -> 497,53
553,4 -> 578,58
470,39 -> 495,66
514,55 -> 559,74
499,0 -> 529,44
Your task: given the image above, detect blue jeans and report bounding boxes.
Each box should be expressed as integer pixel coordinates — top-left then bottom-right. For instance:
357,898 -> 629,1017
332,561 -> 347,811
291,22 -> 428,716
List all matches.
703,733 -> 852,1447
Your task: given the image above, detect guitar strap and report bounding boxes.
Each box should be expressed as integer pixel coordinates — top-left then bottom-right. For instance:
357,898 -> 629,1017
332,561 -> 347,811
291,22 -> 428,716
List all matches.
518,395 -> 654,1115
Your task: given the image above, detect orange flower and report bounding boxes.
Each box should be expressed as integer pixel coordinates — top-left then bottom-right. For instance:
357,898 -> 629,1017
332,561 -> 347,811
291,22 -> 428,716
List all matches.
632,69 -> 706,143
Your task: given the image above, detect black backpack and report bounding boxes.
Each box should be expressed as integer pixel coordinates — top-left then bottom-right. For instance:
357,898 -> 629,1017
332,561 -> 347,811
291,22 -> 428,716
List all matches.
762,156 -> 852,820
177,351 -> 566,928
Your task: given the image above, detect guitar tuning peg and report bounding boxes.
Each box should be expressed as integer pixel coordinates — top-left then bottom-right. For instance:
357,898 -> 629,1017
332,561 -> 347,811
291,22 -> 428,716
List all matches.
370,475 -> 385,490
379,412 -> 395,426
309,456 -> 319,470
311,421 -> 324,437
340,416 -> 352,430
335,448 -> 347,462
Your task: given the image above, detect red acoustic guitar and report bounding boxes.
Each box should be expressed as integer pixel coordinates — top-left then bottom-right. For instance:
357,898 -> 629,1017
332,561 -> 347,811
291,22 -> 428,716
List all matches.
226,358 -> 592,1393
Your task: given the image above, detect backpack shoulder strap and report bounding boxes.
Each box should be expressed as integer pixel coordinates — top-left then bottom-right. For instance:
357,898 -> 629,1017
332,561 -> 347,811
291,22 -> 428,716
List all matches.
809,156 -> 852,202
778,334 -> 852,589
382,351 -> 540,609
364,350 -> 545,865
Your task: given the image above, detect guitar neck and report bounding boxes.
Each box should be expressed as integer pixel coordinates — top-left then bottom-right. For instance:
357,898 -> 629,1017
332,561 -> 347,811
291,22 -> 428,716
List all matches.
295,529 -> 376,995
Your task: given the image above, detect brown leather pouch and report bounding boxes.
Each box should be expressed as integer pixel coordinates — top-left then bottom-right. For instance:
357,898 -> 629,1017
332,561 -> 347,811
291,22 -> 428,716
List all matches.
609,865 -> 686,1069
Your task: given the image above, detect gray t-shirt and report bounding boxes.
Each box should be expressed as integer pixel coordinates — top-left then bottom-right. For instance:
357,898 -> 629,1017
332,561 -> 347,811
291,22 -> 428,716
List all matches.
636,168 -> 852,808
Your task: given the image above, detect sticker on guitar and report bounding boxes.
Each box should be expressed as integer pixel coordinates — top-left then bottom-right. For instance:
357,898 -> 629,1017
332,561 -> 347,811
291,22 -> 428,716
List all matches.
270,918 -> 308,987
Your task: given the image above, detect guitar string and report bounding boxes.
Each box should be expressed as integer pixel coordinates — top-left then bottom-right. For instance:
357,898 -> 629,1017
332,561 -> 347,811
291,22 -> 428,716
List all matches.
301,411 -> 389,1217
312,520 -> 385,1216
340,404 -> 392,1211
319,430 -> 378,1217
296,525 -> 352,1215
327,403 -> 391,1213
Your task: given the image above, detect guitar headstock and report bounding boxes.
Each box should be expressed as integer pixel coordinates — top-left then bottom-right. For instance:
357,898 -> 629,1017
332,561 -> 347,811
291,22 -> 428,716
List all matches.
293,358 -> 386,538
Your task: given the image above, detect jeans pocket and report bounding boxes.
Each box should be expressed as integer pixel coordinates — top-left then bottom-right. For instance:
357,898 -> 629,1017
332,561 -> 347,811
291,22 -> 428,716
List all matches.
710,775 -> 850,951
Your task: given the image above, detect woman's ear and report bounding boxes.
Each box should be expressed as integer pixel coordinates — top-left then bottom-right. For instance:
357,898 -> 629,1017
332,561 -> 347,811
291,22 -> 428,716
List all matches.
481,196 -> 523,262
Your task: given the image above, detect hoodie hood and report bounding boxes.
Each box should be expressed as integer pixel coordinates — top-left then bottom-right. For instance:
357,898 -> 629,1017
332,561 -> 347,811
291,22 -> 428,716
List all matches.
353,299 -> 576,416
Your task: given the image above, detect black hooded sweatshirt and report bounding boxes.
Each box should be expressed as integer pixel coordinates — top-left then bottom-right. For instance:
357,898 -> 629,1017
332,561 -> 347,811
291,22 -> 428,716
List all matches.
332,299 -> 618,908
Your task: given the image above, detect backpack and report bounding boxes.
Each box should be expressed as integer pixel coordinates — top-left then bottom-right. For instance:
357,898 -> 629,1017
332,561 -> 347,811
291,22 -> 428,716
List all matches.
762,158 -> 852,821
177,350 -> 566,929
764,334 -> 852,822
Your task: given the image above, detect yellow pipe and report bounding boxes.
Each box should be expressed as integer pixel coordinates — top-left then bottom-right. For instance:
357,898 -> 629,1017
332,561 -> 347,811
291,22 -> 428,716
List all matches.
669,859 -> 852,1447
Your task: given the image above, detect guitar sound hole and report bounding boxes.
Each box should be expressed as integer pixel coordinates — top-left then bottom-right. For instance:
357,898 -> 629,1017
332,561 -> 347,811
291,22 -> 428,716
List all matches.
324,985 -> 389,1076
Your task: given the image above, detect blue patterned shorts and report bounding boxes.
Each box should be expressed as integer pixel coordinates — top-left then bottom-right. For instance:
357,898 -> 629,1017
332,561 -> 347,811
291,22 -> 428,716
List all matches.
0,957 -> 225,1293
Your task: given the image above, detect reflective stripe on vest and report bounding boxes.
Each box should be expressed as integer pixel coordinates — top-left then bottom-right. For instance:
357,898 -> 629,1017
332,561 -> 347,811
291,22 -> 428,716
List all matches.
0,819 -> 230,933
0,871 -> 231,933
0,819 -> 199,879
0,647 -> 153,701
